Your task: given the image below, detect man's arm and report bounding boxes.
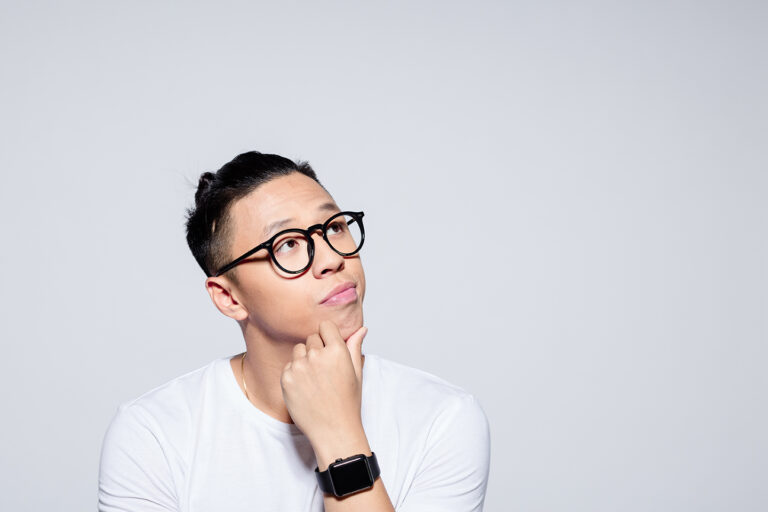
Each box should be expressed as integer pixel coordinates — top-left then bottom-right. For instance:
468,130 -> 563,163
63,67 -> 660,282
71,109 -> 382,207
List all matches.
280,321 -> 396,512
281,320 -> 491,511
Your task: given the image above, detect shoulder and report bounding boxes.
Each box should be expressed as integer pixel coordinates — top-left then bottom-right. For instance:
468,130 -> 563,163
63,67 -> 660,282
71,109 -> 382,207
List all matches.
364,353 -> 489,432
365,353 -> 474,399
98,361 -> 226,510
104,357 -> 226,442
362,354 -> 490,507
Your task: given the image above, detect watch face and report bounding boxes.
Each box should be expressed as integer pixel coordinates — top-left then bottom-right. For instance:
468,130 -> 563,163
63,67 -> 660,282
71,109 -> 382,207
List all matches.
329,455 -> 374,497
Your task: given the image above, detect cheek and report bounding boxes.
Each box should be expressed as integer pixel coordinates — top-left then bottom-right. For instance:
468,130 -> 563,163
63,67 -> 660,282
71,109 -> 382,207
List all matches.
357,279 -> 366,304
354,263 -> 366,302
272,284 -> 316,320
281,282 -> 327,330
253,294 -> 318,341
239,273 -> 315,334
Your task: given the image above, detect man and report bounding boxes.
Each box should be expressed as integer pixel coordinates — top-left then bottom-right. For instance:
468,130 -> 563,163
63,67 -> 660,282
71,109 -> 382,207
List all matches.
98,151 -> 491,511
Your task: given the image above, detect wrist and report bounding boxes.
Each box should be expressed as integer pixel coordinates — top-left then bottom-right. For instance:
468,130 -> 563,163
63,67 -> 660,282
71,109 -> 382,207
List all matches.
315,452 -> 381,498
311,425 -> 371,471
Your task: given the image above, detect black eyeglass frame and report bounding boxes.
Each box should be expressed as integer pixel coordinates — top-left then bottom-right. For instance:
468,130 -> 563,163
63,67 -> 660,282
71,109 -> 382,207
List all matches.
212,210 -> 365,277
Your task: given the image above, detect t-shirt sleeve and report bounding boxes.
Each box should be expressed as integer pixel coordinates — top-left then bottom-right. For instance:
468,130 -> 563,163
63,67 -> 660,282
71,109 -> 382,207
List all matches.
98,404 -> 180,512
398,393 -> 491,512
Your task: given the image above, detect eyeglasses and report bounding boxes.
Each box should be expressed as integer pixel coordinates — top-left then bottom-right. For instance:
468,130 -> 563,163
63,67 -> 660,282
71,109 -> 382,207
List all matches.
212,210 -> 365,277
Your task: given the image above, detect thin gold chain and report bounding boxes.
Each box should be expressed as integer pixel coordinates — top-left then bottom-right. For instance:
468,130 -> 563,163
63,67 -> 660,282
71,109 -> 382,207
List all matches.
241,352 -> 251,402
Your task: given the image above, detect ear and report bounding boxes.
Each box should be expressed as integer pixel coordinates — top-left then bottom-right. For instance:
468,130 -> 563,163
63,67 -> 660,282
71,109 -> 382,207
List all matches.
205,277 -> 249,321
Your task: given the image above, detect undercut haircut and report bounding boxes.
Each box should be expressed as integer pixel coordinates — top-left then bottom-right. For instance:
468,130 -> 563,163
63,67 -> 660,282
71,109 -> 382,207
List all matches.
184,151 -> 323,282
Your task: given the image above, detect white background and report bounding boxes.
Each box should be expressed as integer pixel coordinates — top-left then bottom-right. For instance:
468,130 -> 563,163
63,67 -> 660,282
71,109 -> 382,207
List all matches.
1,1 -> 766,511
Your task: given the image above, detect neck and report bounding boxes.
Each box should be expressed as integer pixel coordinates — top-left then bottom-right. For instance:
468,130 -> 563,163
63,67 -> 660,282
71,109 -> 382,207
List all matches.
230,326 -> 366,425
233,332 -> 295,424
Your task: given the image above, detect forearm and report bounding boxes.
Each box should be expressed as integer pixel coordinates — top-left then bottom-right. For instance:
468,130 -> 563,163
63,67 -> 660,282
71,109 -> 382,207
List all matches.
312,425 -> 395,512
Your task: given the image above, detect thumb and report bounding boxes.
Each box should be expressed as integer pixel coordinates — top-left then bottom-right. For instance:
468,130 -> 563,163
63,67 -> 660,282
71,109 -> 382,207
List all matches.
345,326 -> 368,380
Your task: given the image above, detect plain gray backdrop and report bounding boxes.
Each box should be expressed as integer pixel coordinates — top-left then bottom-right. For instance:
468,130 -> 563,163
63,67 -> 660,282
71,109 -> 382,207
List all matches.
1,1 -> 766,511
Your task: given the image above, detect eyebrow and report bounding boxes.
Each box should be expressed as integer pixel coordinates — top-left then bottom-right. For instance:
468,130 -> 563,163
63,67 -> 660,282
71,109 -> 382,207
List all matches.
262,202 -> 340,238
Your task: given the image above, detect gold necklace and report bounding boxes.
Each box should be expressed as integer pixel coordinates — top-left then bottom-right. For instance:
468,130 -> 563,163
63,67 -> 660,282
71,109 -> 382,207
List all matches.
241,352 -> 251,402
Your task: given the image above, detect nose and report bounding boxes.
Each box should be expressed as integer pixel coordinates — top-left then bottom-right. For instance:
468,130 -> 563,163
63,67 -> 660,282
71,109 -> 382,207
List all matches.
310,230 -> 344,277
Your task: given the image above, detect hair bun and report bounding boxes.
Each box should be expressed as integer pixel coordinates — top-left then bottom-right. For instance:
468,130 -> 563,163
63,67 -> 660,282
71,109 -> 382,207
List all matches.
195,172 -> 216,204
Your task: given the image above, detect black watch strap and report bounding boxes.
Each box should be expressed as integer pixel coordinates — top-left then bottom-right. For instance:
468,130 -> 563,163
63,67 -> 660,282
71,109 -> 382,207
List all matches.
315,452 -> 380,497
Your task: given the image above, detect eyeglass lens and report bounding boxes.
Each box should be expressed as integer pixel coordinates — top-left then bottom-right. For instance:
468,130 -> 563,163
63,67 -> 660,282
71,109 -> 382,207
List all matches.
271,213 -> 363,273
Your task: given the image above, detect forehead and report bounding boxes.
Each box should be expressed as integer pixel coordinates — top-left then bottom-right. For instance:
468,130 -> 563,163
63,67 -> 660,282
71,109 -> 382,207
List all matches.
229,172 -> 337,245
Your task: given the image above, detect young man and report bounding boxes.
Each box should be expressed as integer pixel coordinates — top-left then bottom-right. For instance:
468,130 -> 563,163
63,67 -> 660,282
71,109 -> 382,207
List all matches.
98,151 -> 491,511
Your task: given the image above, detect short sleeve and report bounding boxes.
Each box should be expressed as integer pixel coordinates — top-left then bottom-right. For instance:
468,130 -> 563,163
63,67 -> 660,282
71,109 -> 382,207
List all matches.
98,404 -> 180,512
398,394 -> 491,512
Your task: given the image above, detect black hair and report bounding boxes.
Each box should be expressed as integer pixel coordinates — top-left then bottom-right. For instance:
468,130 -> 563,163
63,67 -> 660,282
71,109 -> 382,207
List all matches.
184,151 -> 323,281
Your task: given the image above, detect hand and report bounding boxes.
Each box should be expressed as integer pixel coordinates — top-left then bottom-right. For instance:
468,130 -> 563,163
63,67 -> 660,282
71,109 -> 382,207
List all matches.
280,320 -> 368,448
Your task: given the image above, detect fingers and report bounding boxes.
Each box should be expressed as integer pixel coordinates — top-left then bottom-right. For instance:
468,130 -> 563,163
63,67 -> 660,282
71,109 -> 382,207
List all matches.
300,322 -> 367,380
345,326 -> 368,380
317,320 -> 368,379
318,320 -> 345,348
292,342 -> 307,360
306,333 -> 324,352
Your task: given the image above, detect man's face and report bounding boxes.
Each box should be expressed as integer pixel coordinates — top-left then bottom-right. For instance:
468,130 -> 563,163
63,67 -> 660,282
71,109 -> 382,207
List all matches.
208,172 -> 366,344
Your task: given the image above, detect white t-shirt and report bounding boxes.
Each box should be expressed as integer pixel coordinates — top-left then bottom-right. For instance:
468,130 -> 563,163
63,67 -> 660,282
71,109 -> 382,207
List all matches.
98,353 -> 490,511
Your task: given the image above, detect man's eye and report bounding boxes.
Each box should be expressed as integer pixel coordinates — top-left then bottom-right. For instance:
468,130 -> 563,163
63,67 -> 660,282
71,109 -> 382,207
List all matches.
275,238 -> 299,253
328,222 -> 345,235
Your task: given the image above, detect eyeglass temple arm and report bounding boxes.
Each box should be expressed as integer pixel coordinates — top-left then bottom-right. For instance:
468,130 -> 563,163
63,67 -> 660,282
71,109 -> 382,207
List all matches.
213,242 -> 269,277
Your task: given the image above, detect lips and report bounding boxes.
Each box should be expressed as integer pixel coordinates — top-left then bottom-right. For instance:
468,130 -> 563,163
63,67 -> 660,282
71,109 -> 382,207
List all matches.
320,281 -> 356,304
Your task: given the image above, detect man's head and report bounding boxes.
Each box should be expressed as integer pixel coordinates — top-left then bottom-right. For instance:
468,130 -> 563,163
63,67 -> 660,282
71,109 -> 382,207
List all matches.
184,151 -> 366,344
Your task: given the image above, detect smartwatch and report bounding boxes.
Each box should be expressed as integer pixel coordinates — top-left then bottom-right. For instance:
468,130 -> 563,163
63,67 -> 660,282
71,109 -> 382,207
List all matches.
314,452 -> 380,497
